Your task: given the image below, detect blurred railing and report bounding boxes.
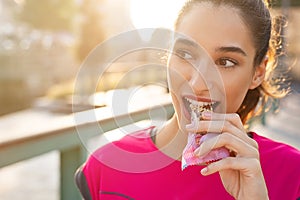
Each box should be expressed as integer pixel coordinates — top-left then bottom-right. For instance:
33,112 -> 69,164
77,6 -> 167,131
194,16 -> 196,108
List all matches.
0,94 -> 174,200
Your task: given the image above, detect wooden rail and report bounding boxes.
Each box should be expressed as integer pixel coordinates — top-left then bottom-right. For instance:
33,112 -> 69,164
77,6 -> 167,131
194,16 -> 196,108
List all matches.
0,95 -> 174,200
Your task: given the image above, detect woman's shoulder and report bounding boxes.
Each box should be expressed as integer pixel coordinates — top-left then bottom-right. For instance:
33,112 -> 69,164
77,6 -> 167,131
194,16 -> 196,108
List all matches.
92,126 -> 157,156
84,126 -> 174,173
252,132 -> 300,167
252,132 -> 300,198
87,126 -> 158,168
79,127 -> 157,199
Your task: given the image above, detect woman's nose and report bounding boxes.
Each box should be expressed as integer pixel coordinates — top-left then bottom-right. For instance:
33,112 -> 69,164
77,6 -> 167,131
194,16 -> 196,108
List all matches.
189,68 -> 213,95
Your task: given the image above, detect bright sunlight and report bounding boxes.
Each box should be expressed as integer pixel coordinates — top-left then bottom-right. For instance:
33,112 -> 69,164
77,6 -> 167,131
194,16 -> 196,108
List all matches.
130,0 -> 186,29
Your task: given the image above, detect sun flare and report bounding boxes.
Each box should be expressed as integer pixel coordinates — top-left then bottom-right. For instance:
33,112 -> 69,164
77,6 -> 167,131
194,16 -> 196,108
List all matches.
130,0 -> 186,29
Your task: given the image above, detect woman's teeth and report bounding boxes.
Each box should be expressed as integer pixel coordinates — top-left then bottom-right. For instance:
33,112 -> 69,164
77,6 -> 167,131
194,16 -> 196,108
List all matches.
185,97 -> 214,112
184,97 -> 216,121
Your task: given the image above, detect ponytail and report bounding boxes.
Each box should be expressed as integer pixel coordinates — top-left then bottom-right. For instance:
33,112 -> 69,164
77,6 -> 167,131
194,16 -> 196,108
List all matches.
241,12 -> 290,126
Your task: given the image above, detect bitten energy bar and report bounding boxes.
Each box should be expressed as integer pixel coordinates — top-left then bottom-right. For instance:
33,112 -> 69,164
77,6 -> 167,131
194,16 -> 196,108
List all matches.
181,104 -> 230,170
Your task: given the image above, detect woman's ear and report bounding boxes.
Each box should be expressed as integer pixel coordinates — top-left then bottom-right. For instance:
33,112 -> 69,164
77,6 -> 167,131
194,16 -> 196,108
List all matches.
249,58 -> 267,89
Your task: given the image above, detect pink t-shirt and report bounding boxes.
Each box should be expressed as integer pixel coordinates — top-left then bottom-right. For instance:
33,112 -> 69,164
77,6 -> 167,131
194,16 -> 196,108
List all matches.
81,127 -> 300,200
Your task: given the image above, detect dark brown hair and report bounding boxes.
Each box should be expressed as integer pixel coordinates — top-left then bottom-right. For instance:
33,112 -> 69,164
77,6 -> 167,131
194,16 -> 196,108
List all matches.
175,0 -> 289,125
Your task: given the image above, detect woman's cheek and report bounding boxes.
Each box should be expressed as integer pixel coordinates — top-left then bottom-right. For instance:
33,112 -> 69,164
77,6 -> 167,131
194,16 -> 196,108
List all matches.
225,84 -> 249,113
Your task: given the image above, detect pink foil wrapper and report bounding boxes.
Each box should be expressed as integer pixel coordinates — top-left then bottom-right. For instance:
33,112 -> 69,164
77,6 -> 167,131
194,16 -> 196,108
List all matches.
181,132 -> 230,170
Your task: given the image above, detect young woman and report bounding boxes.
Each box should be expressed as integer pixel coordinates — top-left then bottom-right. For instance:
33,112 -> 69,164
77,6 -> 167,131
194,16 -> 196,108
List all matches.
76,0 -> 300,199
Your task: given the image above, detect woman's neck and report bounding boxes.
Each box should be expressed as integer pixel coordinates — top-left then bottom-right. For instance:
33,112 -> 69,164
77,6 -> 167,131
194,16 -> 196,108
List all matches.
155,115 -> 188,160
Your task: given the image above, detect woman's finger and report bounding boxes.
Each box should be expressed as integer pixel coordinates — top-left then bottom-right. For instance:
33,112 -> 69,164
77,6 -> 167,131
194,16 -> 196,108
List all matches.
186,113 -> 258,149
194,132 -> 259,158
202,112 -> 244,131
200,156 -> 261,176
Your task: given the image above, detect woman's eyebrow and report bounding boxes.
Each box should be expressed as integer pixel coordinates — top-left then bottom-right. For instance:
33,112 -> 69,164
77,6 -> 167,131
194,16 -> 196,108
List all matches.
173,38 -> 199,48
216,46 -> 247,56
173,39 -> 248,57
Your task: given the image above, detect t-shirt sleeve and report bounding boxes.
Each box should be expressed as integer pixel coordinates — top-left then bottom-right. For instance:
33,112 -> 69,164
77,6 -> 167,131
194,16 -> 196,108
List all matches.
279,144 -> 300,199
75,165 -> 92,200
253,132 -> 300,199
81,153 -> 103,200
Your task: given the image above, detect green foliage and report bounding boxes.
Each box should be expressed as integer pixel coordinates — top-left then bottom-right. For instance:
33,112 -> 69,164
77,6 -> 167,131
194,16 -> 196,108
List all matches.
17,0 -> 77,31
15,0 -> 107,63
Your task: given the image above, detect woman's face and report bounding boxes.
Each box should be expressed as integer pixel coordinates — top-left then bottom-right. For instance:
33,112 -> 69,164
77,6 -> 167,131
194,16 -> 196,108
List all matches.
168,3 -> 263,129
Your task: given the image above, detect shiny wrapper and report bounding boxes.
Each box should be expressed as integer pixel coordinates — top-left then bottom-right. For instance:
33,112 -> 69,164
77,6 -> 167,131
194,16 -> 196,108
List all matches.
181,133 -> 230,170
181,107 -> 230,170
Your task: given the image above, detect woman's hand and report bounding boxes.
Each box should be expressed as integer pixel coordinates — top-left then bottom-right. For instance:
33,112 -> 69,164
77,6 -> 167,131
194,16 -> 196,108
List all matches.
186,111 -> 269,200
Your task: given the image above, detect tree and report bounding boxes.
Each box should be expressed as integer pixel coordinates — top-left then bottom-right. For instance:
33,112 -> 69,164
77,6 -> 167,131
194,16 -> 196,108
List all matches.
17,0 -> 77,32
76,0 -> 106,62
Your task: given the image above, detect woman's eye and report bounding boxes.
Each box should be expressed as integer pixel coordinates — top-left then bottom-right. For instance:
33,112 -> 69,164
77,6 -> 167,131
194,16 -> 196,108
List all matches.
216,58 -> 237,68
175,49 -> 193,60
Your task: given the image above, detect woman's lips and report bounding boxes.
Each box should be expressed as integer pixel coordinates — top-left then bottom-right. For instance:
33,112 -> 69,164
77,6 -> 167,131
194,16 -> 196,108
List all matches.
183,94 -> 217,103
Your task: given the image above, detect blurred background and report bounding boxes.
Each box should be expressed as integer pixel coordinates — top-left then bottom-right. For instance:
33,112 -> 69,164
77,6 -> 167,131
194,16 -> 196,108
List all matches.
0,0 -> 186,116
0,0 -> 300,116
0,0 -> 299,199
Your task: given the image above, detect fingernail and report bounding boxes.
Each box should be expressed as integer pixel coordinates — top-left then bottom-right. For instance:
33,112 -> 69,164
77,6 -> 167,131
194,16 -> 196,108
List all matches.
185,123 -> 194,130
201,167 -> 208,175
